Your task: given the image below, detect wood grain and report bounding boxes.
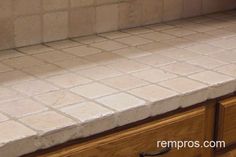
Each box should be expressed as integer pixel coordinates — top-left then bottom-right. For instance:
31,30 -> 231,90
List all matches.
217,96 -> 236,146
37,107 -> 207,157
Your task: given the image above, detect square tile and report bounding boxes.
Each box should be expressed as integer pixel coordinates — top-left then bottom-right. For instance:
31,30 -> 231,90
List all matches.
122,27 -> 153,35
163,0 -> 183,21
128,84 -> 178,102
0,87 -> 24,103
162,28 -> 196,37
46,73 -> 91,88
20,111 -> 76,134
17,45 -> 54,55
137,42 -> 173,53
0,18 -> 14,50
214,64 -> 236,77
160,38 -> 195,48
146,23 -> 176,31
14,15 -> 42,47
77,66 -> 122,80
43,11 -> 68,42
0,113 -> 8,122
14,0 -> 41,16
60,101 -> 116,137
107,59 -> 150,73
2,56 -> 45,69
139,32 -> 176,42
90,40 -> 127,51
34,90 -> 85,108
159,48 -> 200,61
134,54 -> 176,67
12,80 -> 59,96
33,50 -> 75,63
159,77 -> 208,107
22,64 -> 66,78
96,93 -> 149,126
160,62 -> 204,76
115,36 -> 152,46
112,47 -> 151,58
71,82 -> 117,99
73,35 -> 106,44
184,43 -> 224,55
0,71 -> 35,86
131,69 -> 177,83
99,31 -> 130,39
0,98 -> 47,118
186,56 -> 227,69
69,7 -> 95,37
63,45 -> 102,57
43,0 -> 69,11
96,4 -> 118,33
0,63 -> 12,73
189,71 -> 236,98
0,49 -> 24,61
101,75 -> 148,90
0,120 -> 37,157
211,50 -> 236,63
83,52 -> 123,65
45,40 -> 81,49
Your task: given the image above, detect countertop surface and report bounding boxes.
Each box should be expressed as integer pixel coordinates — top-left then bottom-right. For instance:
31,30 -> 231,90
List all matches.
1,11 -> 236,157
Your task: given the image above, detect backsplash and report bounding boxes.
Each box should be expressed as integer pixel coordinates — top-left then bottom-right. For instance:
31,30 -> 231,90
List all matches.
0,0 -> 235,50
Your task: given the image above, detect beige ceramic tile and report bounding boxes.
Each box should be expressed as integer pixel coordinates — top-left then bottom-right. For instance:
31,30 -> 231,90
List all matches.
77,66 -> 122,80
112,47 -> 151,58
146,23 -> 176,31
122,27 -> 153,35
73,35 -> 106,44
43,11 -> 68,42
160,38 -> 195,48
0,98 -> 47,118
139,32 -> 176,42
134,54 -> 176,67
115,36 -> 152,46
14,0 -> 41,16
101,75 -> 148,90
159,48 -> 200,61
60,101 -> 116,137
184,43 -> 224,55
34,90 -> 85,108
186,56 -> 227,69
0,49 -> 24,61
2,56 -> 45,69
20,111 -> 76,133
159,77 -> 208,107
43,0 -> 69,11
45,40 -> 81,49
0,113 -> 8,122
128,84 -> 178,102
63,45 -> 102,57
96,4 -> 118,33
131,69 -> 177,83
0,87 -> 24,103
0,120 -> 37,157
46,73 -> 91,88
17,45 -> 54,55
83,52 -> 123,65
0,63 -> 12,73
214,64 -> 236,77
96,92 -> 149,126
160,62 -> 204,76
162,27 -> 196,37
107,59 -> 150,73
90,40 -> 127,51
69,7 -> 95,37
189,71 -> 235,98
71,82 -> 117,99
0,70 -> 35,86
22,64 -> 66,78
33,50 -> 75,63
99,31 -> 130,39
211,50 -> 236,63
14,15 -> 42,47
12,80 -> 59,96
137,42 -> 173,53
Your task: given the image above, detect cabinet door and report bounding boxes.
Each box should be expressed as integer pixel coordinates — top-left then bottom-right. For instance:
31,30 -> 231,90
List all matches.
218,96 -> 236,146
38,107 -> 207,157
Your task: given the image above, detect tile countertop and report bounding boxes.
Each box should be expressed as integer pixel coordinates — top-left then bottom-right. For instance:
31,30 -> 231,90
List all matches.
1,11 -> 236,157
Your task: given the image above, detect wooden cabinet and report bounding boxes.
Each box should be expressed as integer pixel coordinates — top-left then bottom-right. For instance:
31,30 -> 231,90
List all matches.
217,96 -> 236,146
36,107 -> 209,157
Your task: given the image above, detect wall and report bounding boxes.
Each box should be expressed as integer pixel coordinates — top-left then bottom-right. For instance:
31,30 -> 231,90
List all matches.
0,0 -> 235,50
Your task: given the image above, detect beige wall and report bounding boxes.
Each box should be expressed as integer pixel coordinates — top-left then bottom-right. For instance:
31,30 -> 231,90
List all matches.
0,0 -> 235,50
